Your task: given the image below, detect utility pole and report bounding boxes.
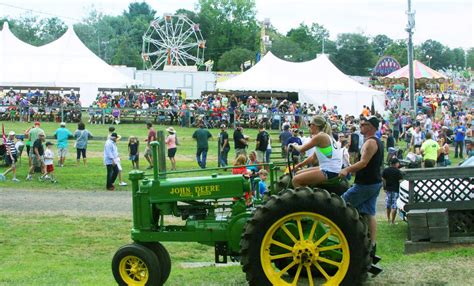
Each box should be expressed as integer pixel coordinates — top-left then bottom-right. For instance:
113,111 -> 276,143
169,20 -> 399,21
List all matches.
406,0 -> 416,112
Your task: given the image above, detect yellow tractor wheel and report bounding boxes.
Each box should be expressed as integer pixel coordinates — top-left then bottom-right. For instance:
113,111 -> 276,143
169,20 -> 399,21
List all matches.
112,243 -> 162,286
240,187 -> 371,286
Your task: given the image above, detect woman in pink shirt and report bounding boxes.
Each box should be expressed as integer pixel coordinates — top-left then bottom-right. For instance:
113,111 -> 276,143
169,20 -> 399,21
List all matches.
165,127 -> 177,170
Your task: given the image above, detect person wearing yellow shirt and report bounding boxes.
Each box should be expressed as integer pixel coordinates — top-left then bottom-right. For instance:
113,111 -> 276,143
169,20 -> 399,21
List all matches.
421,132 -> 441,168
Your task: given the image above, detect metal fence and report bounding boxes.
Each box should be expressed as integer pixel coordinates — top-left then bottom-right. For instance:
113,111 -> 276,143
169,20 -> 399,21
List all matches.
0,105 -> 314,129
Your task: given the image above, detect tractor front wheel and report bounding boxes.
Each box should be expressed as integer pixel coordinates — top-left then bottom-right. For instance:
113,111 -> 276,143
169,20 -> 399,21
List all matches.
142,242 -> 172,285
240,187 -> 371,286
112,243 -> 162,286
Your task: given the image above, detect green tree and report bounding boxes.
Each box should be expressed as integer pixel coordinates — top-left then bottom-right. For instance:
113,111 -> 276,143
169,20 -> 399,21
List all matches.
197,0 -> 259,67
371,34 -> 393,57
466,48 -> 474,69
285,23 -> 331,61
287,23 -> 315,59
74,5 -> 150,68
384,40 -> 408,66
217,47 -> 254,71
175,9 -> 200,23
124,2 -> 156,21
309,22 -> 332,55
269,36 -> 304,62
333,33 -> 376,75
38,17 -> 67,45
112,35 -> 142,67
8,15 -> 42,46
450,48 -> 466,68
419,39 -> 448,69
74,10 -> 109,61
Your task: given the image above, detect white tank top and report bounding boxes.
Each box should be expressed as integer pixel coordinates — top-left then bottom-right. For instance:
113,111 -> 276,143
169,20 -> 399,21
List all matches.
314,135 -> 343,173
413,131 -> 423,145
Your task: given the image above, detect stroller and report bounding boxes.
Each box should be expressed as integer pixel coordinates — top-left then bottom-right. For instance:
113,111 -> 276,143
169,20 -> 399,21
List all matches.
386,147 -> 404,165
400,152 -> 422,169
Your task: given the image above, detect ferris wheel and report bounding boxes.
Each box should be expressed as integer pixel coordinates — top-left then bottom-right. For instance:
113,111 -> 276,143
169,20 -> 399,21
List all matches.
142,14 -> 206,70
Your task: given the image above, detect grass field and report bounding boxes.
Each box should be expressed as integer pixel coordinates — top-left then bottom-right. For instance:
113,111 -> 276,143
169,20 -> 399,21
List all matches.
1,213 -> 473,285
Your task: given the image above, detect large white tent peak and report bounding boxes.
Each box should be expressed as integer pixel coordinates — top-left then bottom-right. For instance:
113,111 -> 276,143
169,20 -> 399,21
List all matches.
216,52 -> 384,116
36,26 -> 136,87
0,22 -> 136,106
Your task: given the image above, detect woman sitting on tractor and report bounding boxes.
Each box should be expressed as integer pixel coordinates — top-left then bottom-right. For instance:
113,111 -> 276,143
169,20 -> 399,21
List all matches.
290,115 -> 343,188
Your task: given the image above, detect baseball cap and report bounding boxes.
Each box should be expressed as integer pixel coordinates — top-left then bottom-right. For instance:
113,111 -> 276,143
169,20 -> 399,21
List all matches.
220,124 -> 226,128
8,131 -> 15,136
45,141 -> 54,146
60,122 -> 66,127
364,116 -> 380,129
34,121 -> 41,126
110,132 -> 118,139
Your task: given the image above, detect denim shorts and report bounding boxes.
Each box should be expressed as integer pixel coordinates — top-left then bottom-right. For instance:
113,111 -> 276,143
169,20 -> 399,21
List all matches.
385,191 -> 399,209
321,169 -> 339,180
342,182 -> 382,216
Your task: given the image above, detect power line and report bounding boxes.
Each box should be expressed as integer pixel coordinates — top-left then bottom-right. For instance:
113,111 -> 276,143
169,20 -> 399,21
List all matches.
0,2 -> 81,22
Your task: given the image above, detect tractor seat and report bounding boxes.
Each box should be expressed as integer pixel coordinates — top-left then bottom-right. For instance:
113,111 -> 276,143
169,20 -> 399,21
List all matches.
312,177 -> 349,196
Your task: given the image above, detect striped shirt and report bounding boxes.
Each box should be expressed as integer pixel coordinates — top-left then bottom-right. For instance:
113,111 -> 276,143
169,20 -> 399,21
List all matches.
5,139 -> 16,155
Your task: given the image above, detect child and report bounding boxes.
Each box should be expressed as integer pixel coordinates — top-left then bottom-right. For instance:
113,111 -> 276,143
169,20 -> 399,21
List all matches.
42,141 -> 57,183
257,169 -> 268,198
0,131 -> 20,182
341,140 -> 351,180
232,154 -> 248,175
382,158 -> 403,224
232,154 -> 251,203
128,136 -> 139,169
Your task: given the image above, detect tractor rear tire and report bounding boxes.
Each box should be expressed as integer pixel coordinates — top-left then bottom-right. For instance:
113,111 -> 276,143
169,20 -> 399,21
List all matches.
112,243 -> 162,286
142,242 -> 172,285
240,187 -> 371,286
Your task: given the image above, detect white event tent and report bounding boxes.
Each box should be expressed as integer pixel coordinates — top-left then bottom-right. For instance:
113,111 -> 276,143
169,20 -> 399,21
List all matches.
0,22 -> 136,106
216,52 -> 384,116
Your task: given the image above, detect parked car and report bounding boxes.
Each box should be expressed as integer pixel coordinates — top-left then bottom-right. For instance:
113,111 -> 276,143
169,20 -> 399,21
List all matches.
396,156 -> 474,220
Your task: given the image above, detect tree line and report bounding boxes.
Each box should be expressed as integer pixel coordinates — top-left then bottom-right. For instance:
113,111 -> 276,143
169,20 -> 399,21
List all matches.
1,0 -> 473,75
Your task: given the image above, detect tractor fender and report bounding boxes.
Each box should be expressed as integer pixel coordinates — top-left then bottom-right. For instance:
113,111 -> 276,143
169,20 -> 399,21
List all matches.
227,211 -> 252,254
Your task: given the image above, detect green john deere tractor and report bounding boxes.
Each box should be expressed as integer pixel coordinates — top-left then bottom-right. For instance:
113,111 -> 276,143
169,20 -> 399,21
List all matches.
112,139 -> 381,285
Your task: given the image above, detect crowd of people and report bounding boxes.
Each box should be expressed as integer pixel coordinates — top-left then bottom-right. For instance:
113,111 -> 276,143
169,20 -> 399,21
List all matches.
0,88 -> 82,122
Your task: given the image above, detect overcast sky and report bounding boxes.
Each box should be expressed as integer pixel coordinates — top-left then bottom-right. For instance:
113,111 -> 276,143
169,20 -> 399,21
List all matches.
1,0 -> 472,48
